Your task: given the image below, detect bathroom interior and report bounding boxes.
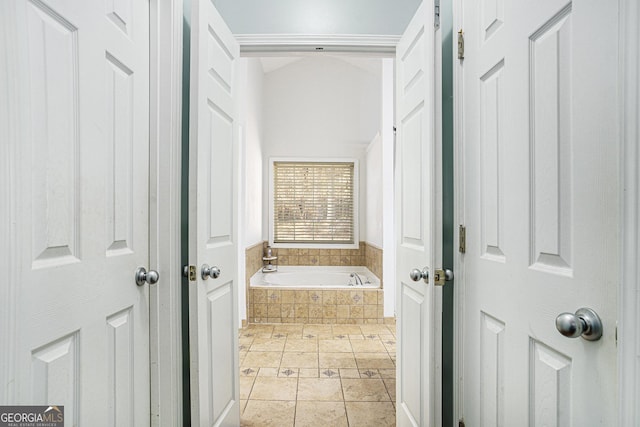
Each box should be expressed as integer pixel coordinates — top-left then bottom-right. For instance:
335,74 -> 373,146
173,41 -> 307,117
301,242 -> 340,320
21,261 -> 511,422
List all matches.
235,54 -> 399,424
236,54 -> 397,327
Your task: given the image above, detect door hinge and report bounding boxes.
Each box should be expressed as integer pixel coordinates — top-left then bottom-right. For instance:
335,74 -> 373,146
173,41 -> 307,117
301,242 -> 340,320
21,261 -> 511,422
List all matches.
459,225 -> 466,253
183,264 -> 197,282
458,29 -> 465,59
459,420 -> 466,427
434,0 -> 440,29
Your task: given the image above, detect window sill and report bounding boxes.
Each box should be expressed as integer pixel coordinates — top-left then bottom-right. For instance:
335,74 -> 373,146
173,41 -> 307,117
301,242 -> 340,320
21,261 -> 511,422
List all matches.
270,242 -> 360,250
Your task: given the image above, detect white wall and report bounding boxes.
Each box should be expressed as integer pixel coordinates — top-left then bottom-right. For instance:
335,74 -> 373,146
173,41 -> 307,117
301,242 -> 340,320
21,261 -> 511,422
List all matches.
261,56 -> 382,242
241,58 -> 264,247
381,58 -> 395,317
366,133 -> 383,247
237,57 -> 264,323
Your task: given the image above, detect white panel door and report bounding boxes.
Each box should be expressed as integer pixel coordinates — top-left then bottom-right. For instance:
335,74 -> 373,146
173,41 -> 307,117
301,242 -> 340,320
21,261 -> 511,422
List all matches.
3,0 -> 151,425
395,2 -> 443,426
187,0 -> 240,425
461,0 -> 619,425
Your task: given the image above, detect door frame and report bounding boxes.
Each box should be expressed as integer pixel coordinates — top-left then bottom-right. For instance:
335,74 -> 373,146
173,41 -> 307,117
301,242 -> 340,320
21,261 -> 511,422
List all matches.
451,0 -> 465,423
149,0 -> 185,425
451,0 -> 640,424
619,0 -> 640,422
0,0 -> 17,403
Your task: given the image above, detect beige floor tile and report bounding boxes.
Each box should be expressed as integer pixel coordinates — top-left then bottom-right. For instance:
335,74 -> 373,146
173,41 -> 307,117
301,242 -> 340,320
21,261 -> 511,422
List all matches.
241,400 -> 296,427
239,321 -> 396,427
281,352 -> 318,368
359,324 -> 394,335
378,369 -> 396,379
382,340 -> 396,353
350,339 -> 386,353
239,337 -> 255,346
303,324 -> 333,334
344,401 -> 395,427
378,334 -> 395,342
299,368 -> 319,378
297,378 -> 343,401
249,377 -> 298,401
295,401 -> 348,427
257,367 -> 280,377
339,368 -> 361,378
242,351 -> 282,368
342,378 -> 391,401
332,325 -> 364,335
284,339 -> 318,352
354,352 -> 396,369
319,339 -> 353,353
272,324 -> 304,336
319,352 -> 357,368
304,325 -> 333,338
250,338 -> 286,352
239,352 -> 247,366
240,376 -> 256,400
245,325 -> 276,338
383,378 -> 396,402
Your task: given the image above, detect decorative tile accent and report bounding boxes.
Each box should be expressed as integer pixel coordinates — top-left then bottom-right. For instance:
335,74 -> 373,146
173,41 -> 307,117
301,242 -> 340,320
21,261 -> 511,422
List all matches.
322,369 -> 338,378
280,369 -> 296,377
360,370 -> 379,378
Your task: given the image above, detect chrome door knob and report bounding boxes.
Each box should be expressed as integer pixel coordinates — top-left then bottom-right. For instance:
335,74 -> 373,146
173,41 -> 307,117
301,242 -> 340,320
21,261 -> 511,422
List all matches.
409,267 -> 429,284
135,267 -> 160,286
201,264 -> 221,280
555,307 -> 603,341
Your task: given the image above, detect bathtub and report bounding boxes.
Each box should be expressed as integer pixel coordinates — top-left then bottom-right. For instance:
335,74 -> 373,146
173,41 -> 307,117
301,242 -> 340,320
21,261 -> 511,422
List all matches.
250,266 -> 380,289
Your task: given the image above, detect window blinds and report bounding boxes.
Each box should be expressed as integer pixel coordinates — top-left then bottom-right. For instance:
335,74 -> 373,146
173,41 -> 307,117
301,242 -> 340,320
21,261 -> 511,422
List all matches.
273,161 -> 355,244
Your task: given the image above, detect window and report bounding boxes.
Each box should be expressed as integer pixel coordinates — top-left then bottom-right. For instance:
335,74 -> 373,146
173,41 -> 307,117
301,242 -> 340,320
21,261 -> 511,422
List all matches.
270,160 -> 358,247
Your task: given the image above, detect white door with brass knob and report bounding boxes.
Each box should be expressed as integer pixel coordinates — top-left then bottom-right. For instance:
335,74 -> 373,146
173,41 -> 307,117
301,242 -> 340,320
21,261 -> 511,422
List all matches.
459,0 -> 619,424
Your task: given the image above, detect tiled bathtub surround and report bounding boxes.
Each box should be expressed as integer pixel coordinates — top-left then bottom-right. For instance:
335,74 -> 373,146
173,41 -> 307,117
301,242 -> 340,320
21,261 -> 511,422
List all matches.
245,242 -> 265,278
248,288 -> 384,324
245,241 -> 385,324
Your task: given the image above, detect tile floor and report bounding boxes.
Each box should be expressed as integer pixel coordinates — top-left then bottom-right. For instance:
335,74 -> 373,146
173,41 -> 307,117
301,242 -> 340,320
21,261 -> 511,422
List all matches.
239,322 -> 396,426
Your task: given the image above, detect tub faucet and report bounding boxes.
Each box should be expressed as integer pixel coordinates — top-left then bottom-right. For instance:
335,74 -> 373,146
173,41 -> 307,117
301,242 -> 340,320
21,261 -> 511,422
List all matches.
350,272 -> 363,286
